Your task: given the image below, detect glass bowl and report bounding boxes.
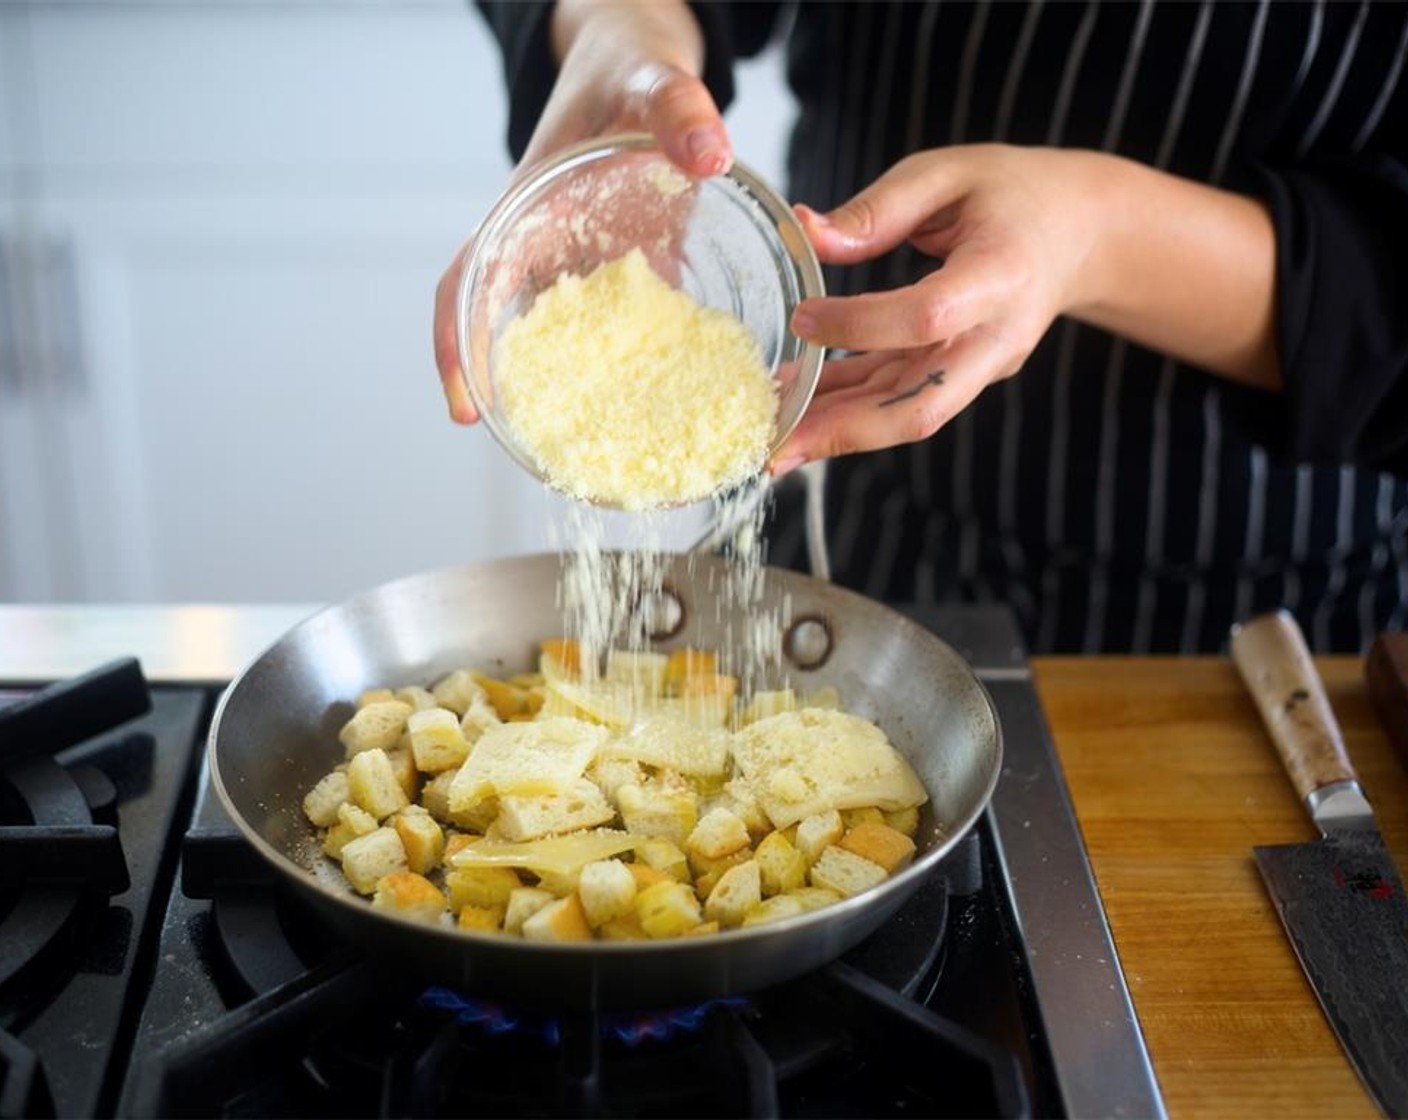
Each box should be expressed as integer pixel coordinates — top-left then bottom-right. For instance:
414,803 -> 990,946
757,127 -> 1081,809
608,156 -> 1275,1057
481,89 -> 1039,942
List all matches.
455,133 -> 825,509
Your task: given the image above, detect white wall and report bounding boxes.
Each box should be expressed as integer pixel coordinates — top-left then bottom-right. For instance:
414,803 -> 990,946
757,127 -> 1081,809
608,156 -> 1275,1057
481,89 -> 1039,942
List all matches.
0,0 -> 795,604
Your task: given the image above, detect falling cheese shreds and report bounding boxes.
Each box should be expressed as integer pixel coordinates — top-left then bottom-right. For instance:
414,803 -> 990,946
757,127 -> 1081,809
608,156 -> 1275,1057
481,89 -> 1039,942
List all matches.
493,248 -> 777,510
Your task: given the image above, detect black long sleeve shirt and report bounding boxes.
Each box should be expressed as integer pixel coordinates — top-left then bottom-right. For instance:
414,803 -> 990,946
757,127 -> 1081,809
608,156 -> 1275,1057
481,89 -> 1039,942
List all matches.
475,0 -> 1408,653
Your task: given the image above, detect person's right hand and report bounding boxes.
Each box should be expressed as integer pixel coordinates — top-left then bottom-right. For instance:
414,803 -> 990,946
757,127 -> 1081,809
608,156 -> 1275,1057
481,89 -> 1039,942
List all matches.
434,0 -> 731,424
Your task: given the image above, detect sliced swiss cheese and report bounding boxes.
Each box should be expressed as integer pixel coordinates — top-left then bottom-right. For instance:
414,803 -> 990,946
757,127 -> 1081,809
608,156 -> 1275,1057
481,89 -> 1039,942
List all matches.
732,708 -> 928,829
448,716 -> 606,811
598,715 -> 731,777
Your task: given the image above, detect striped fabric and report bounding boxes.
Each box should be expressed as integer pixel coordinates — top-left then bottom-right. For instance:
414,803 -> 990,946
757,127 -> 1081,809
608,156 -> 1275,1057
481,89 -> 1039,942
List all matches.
763,0 -> 1408,653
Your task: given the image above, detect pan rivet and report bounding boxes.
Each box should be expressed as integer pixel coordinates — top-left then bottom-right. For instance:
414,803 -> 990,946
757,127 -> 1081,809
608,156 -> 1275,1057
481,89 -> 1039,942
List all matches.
784,615 -> 833,670
637,585 -> 685,641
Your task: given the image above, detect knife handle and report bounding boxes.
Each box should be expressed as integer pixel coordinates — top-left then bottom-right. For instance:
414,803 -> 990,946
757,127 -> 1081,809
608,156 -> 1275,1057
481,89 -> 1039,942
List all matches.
1230,610 -> 1360,804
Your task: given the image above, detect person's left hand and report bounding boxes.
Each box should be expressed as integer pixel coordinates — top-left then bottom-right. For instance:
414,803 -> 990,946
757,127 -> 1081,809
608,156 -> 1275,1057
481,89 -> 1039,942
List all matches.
770,144 -> 1111,474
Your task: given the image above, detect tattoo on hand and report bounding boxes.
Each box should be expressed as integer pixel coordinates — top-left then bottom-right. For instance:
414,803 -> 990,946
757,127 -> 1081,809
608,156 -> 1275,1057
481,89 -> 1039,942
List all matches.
879,370 -> 946,408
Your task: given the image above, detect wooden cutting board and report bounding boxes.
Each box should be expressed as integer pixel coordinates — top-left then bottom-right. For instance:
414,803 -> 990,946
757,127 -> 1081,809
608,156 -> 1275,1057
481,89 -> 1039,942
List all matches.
1366,632 -> 1408,768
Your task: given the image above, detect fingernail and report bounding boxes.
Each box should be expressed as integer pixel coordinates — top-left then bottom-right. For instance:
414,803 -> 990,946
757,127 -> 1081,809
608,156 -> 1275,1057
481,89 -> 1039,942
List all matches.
770,455 -> 805,478
686,128 -> 726,173
792,309 -> 817,338
796,203 -> 830,226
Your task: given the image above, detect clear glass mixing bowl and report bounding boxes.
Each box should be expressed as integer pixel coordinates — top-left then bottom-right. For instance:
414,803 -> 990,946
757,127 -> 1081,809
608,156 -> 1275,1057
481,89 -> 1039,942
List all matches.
455,133 -> 826,509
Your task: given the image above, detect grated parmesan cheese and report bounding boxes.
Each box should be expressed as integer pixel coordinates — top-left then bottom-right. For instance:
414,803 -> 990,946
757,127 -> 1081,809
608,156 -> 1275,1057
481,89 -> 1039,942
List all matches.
493,249 -> 777,511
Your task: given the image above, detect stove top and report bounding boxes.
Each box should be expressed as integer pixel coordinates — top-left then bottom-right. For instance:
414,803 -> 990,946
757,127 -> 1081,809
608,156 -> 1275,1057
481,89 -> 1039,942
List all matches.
0,604 -> 1164,1119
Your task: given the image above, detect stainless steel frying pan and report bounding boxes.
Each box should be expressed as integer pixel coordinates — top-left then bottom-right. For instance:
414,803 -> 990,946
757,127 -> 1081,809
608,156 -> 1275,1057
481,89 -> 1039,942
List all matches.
208,553 -> 1001,1010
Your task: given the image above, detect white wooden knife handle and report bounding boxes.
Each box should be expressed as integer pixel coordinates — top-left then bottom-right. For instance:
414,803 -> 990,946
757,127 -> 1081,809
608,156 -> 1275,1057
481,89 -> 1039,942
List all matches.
1230,610 -> 1360,804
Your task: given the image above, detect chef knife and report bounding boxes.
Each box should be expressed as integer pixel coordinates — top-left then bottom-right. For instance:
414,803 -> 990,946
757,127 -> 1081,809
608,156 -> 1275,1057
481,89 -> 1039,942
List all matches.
1230,610 -> 1408,1118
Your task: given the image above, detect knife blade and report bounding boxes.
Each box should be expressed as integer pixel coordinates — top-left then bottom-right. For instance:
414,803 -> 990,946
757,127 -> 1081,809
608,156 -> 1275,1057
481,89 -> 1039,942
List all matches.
1231,610 -> 1408,1119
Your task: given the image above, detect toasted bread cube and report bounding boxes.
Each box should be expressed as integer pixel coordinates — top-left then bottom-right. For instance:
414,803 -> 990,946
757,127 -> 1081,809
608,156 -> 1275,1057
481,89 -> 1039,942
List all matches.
522,893 -> 593,942
786,886 -> 844,911
460,699 -> 502,744
457,904 -> 505,933
664,649 -> 716,692
741,894 -> 810,927
303,770 -> 350,827
604,650 -> 668,696
540,638 -> 582,679
371,871 -> 447,923
715,779 -> 772,837
503,887 -> 557,934
803,686 -> 841,710
443,831 -> 476,860
496,778 -> 615,842
686,807 -> 751,861
795,810 -> 844,867
445,865 -> 522,913
587,757 -> 645,805
394,685 -> 437,711
884,806 -> 921,838
809,846 -> 888,898
842,806 -> 886,829
705,860 -> 761,928
677,673 -> 737,708
347,748 -> 411,821
754,830 -> 808,896
578,859 -> 638,927
393,805 -> 446,874
684,921 -> 721,937
474,674 -> 534,721
617,782 -> 698,846
740,689 -> 798,725
339,700 -> 413,757
839,821 -> 917,875
693,849 -> 753,898
407,708 -> 471,773
431,669 -> 488,716
533,868 -> 582,896
627,862 -> 676,890
385,747 -> 421,800
599,911 -> 649,941
322,799 -> 379,858
420,769 -> 455,820
340,827 -> 408,894
635,881 -> 703,938
636,838 -> 690,881
357,688 -> 395,708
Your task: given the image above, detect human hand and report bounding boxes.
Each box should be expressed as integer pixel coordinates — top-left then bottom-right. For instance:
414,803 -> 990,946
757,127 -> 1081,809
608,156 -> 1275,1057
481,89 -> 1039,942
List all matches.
771,144 -> 1110,471
435,0 -> 731,425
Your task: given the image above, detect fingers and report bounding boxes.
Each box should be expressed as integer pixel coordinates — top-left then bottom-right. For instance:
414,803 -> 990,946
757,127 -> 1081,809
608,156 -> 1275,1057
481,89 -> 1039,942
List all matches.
433,245 -> 479,425
794,151 -> 965,264
627,63 -> 731,177
792,241 -> 1019,351
771,328 -> 1010,468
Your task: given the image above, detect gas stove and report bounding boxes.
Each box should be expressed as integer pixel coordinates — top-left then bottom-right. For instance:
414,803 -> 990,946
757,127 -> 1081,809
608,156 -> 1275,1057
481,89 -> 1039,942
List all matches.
0,603 -> 1164,1118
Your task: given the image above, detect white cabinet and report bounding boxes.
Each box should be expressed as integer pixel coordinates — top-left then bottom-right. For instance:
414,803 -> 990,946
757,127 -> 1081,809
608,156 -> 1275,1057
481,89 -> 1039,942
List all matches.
0,2 -> 794,604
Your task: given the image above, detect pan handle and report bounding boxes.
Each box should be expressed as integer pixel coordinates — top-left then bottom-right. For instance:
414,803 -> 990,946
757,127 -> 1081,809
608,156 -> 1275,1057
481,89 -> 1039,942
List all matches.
1230,610 -> 1375,834
688,461 -> 832,582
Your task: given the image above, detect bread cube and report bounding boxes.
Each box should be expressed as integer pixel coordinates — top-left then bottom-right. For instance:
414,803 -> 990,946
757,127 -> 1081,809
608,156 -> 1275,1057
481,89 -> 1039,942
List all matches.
692,849 -> 753,898
474,674 -> 535,721
385,747 -> 421,800
503,887 -> 556,934
430,669 -> 487,716
539,638 -> 582,679
617,781 -> 698,846
495,778 -> 615,842
395,685 -> 438,712
704,860 -> 761,928
635,881 -> 703,938
357,688 -> 395,708
786,886 -> 844,911
715,779 -> 773,836
842,806 -> 886,829
599,911 -> 649,941
321,800 -> 379,859
407,708 -> 471,773
795,810 -> 844,867
347,748 -> 410,821
339,700 -> 413,757
664,649 -> 716,692
754,830 -> 808,896
627,862 -> 675,890
686,807 -> 751,861
604,650 -> 667,695
587,757 -> 645,805
457,904 -> 505,933
445,865 -> 522,913
741,894 -> 809,927
684,921 -> 721,937
809,846 -> 888,898
884,806 -> 921,838
521,893 -> 593,942
459,699 -> 502,744
371,871 -> 447,923
340,827 -> 408,894
740,689 -> 798,725
302,770 -> 350,828
635,838 -> 689,881
676,673 -> 738,709
392,805 -> 446,874
804,686 -> 841,709
839,821 -> 917,874
578,859 -> 638,927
